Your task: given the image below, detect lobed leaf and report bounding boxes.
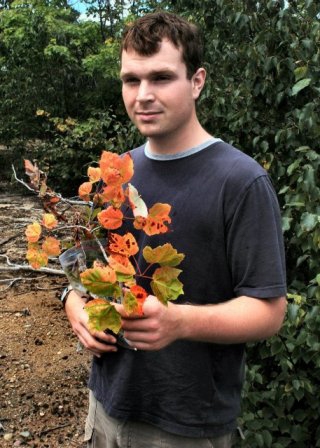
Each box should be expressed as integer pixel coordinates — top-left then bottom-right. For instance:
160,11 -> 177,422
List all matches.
98,206 -> 123,230
84,298 -> 122,333
25,222 -> 42,243
143,243 -> 185,267
150,266 -> 183,305
80,266 -> 120,297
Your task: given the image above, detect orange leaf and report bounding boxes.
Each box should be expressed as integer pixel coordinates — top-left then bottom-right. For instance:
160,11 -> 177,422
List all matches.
26,245 -> 49,269
42,236 -> 61,256
25,222 -> 41,243
98,206 -> 123,230
99,185 -> 125,208
87,166 -> 101,183
99,151 -> 133,187
78,182 -> 92,201
123,285 -> 148,316
135,203 -> 171,236
24,159 -> 41,188
108,232 -> 139,257
42,213 -> 58,229
108,254 -> 135,276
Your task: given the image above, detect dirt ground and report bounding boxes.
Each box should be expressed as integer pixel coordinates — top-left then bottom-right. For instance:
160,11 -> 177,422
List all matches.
0,194 -> 91,447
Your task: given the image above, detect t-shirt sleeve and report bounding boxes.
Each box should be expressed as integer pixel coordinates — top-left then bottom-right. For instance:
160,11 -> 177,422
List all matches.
226,175 -> 287,299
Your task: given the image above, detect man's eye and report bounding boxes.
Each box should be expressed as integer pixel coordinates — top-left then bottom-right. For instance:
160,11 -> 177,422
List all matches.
154,75 -> 171,82
124,78 -> 139,84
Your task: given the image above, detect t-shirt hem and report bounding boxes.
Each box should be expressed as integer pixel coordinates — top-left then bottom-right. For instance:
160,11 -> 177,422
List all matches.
106,405 -> 237,438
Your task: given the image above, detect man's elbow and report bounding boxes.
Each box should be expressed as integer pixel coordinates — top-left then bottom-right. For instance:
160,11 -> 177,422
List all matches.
269,295 -> 287,336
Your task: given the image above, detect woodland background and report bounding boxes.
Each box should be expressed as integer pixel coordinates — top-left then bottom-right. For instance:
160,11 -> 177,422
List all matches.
0,0 -> 319,446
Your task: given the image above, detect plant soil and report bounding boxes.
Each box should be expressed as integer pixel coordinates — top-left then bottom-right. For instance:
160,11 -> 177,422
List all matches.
0,194 -> 91,447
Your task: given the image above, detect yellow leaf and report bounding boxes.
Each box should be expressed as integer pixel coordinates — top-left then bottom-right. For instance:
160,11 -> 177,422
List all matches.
25,222 -> 41,243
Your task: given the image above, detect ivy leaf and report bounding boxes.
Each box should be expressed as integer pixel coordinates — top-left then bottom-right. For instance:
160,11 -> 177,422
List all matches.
25,222 -> 42,243
84,298 -> 122,333
151,266 -> 184,305
80,266 -> 120,297
127,183 -> 148,218
143,243 -> 185,267
98,206 -> 123,230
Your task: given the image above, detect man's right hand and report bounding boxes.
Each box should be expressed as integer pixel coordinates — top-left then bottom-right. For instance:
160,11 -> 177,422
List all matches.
64,291 -> 118,357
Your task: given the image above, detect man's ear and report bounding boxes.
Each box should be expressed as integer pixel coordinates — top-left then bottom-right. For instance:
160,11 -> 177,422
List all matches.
191,68 -> 206,100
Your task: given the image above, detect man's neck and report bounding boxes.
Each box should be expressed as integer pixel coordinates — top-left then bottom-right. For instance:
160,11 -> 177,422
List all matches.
147,125 -> 212,156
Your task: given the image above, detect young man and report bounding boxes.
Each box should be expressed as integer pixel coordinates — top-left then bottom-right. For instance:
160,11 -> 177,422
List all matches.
64,12 -> 287,448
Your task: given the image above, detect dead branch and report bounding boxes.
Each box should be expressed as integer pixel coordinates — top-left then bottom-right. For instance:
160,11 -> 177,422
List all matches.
0,254 -> 64,275
0,234 -> 19,247
12,164 -> 92,207
39,423 -> 71,437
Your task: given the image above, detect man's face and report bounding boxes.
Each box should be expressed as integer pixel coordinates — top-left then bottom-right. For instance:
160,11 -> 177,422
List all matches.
120,39 -> 202,151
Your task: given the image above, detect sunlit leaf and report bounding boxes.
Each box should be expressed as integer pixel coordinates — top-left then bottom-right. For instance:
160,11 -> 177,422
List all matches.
108,232 -> 139,257
84,298 -> 122,333
151,266 -> 183,304
87,166 -> 101,183
42,213 -> 58,229
98,206 -> 123,230
143,243 -> 185,267
99,151 -> 133,187
78,182 -> 92,201
25,222 -> 41,243
291,78 -> 311,96
99,185 -> 126,208
80,266 -> 120,297
127,183 -> 148,218
42,236 -> 61,256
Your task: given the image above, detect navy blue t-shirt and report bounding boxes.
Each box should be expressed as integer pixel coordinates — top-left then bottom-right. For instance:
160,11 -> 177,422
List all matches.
89,141 -> 286,437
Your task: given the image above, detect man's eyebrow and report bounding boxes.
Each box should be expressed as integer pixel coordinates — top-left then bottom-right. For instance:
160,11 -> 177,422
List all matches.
120,69 -> 175,80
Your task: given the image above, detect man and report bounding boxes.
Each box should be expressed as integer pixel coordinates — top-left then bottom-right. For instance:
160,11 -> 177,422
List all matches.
64,11 -> 287,448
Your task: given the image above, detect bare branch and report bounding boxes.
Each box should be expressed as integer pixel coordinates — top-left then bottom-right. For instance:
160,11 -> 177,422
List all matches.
0,254 -> 64,275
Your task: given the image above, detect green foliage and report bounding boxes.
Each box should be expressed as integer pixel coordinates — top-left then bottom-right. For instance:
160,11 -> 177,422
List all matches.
32,110 -> 142,194
3,0 -> 320,444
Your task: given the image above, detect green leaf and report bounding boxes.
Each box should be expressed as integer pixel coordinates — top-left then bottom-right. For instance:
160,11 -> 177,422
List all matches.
291,78 -> 311,96
150,266 -> 184,305
143,243 -> 185,267
300,212 -> 319,232
84,299 -> 122,333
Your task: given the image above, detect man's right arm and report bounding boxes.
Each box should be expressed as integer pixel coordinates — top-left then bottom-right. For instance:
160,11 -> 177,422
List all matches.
64,290 -> 118,357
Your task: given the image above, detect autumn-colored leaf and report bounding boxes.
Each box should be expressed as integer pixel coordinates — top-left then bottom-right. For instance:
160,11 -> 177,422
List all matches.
123,285 -> 148,316
42,236 -> 61,256
26,245 -> 49,269
80,266 -> 120,297
84,298 -> 122,333
87,166 -> 101,183
42,213 -> 58,229
25,222 -> 42,243
99,185 -> 126,208
150,266 -> 183,305
98,206 -> 123,230
108,232 -> 139,257
99,151 -> 133,187
108,254 -> 135,275
143,243 -> 185,267
134,203 -> 171,236
78,182 -> 92,201
126,184 -> 148,218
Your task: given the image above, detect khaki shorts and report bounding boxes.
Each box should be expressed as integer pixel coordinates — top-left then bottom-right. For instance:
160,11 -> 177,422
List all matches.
85,391 -> 234,448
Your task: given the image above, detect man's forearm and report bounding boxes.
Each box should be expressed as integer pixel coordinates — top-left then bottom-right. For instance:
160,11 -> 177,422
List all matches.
175,295 -> 287,344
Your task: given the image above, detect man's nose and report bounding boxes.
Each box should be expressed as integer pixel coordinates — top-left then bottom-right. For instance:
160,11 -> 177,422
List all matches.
136,81 -> 154,102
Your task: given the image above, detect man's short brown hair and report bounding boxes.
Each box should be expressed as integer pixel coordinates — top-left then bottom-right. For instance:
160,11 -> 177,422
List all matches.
121,11 -> 203,79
